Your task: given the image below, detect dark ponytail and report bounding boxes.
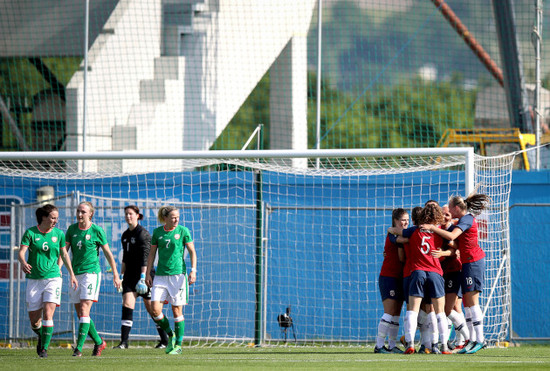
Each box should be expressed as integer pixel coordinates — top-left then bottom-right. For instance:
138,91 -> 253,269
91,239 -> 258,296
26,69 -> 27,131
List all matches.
449,194 -> 490,216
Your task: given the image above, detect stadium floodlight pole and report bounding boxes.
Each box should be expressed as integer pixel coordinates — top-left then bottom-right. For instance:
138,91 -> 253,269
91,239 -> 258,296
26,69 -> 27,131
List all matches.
533,0 -> 543,170
315,0 -> 323,169
82,0 -> 90,158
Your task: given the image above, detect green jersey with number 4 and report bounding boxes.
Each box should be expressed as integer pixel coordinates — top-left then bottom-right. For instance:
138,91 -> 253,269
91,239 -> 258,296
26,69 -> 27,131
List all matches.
66,223 -> 108,275
151,225 -> 193,276
20,226 -> 66,279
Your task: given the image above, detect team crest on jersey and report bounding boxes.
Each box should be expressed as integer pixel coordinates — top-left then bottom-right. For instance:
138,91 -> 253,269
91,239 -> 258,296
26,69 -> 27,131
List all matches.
86,234 -> 91,240
52,237 -> 58,243
35,237 -> 41,241
175,234 -> 180,240
131,237 -> 135,244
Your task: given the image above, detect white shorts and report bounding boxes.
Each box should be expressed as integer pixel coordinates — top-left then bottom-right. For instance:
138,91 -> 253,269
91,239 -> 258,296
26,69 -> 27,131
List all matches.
151,274 -> 189,306
26,277 -> 62,312
70,272 -> 102,303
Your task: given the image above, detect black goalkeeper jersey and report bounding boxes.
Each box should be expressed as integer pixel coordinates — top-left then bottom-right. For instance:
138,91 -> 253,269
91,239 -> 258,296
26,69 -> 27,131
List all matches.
121,224 -> 151,280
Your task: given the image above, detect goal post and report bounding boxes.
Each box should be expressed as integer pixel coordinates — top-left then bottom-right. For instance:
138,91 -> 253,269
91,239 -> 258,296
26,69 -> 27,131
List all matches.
0,148 -> 511,346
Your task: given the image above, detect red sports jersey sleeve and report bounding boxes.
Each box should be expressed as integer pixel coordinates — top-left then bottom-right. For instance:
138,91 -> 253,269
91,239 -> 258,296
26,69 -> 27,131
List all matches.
380,234 -> 403,278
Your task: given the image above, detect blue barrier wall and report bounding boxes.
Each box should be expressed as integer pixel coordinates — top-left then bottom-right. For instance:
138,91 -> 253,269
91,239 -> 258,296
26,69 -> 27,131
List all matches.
0,169 -> 547,340
508,171 -> 550,339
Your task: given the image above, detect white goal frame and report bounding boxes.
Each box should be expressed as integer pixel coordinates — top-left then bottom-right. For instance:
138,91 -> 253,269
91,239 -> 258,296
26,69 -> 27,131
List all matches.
2,147 -> 512,347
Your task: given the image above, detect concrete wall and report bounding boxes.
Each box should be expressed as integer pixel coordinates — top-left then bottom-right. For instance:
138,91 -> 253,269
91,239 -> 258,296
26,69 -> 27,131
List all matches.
66,0 -> 161,155
65,0 -> 316,172
181,0 -> 315,152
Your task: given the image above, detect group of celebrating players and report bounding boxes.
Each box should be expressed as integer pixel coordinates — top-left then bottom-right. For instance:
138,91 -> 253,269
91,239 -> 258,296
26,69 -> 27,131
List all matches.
18,202 -> 197,358
375,193 -> 490,355
19,192 -> 489,358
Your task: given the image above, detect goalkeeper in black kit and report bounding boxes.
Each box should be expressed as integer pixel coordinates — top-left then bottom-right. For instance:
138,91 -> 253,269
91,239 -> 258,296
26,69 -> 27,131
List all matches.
114,205 -> 169,349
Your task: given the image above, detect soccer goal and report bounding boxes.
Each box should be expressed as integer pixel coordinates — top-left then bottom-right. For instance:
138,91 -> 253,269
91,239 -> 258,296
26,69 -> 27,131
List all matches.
0,148 -> 512,346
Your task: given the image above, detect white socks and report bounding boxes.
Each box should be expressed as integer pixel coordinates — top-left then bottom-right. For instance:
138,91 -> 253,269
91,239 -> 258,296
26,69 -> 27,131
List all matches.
448,309 -> 469,345
388,315 -> 400,348
405,311 -> 418,344
436,312 -> 448,346
376,313 -> 392,348
471,305 -> 484,343
464,306 -> 476,342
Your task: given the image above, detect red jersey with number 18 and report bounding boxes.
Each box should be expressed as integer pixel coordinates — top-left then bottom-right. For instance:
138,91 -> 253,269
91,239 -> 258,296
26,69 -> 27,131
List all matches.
402,226 -> 443,276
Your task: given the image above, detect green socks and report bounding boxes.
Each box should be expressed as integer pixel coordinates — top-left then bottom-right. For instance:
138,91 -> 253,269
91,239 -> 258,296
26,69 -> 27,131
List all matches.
76,318 -> 91,351
88,318 -> 103,345
154,315 -> 174,337
175,319 -> 185,345
41,321 -> 54,350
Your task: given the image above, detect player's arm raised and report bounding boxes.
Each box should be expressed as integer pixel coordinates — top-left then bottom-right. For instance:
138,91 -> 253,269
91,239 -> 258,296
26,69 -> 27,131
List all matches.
421,223 -> 463,240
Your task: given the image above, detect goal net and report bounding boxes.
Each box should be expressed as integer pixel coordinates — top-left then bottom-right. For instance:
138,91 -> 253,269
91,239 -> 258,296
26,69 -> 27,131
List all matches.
0,148 -> 512,345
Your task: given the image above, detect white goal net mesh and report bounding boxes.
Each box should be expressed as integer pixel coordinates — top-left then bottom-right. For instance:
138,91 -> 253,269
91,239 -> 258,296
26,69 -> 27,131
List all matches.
0,150 -> 512,345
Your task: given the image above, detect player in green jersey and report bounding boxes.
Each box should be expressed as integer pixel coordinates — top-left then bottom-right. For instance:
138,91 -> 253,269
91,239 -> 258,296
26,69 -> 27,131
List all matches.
146,206 -> 197,355
65,201 -> 122,357
18,204 -> 78,358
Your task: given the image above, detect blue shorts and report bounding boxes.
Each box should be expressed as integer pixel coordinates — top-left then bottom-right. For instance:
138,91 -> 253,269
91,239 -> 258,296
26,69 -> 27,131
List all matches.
379,275 -> 404,302
444,271 -> 463,296
408,270 -> 445,300
402,276 -> 411,303
461,258 -> 485,293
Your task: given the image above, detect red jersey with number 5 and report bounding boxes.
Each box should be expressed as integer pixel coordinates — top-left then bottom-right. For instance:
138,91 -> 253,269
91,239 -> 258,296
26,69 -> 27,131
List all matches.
402,226 -> 443,276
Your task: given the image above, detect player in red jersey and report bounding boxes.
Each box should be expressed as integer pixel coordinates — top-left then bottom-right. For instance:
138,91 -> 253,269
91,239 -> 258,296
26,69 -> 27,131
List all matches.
421,194 -> 490,354
389,204 -> 450,354
431,204 -> 470,352
374,208 -> 408,353
417,201 -> 440,354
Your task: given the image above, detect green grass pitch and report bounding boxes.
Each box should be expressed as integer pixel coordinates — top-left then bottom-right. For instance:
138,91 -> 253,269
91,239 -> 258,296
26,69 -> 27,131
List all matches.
1,343 -> 549,370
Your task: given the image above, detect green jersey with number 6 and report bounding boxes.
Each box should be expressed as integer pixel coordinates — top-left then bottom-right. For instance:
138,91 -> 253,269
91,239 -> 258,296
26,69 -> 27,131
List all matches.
66,223 -> 108,275
20,226 -> 66,279
151,225 -> 193,276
